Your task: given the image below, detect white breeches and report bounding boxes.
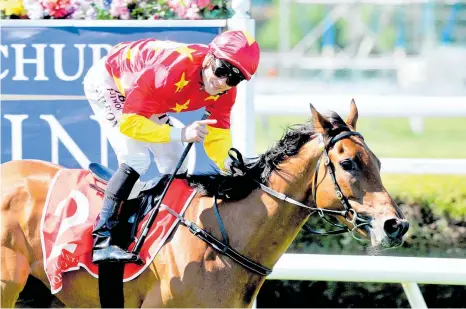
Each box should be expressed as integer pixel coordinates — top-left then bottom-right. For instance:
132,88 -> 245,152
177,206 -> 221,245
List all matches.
83,57 -> 187,176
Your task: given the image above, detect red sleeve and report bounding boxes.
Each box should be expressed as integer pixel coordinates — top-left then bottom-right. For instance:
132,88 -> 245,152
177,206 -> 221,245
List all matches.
206,88 -> 237,129
122,66 -> 169,118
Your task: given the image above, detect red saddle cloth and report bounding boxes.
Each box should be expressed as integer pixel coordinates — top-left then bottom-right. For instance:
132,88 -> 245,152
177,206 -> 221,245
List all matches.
40,168 -> 196,294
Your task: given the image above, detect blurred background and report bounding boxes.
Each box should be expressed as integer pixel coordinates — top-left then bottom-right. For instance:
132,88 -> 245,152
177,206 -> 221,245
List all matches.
1,0 -> 466,307
250,1 -> 466,307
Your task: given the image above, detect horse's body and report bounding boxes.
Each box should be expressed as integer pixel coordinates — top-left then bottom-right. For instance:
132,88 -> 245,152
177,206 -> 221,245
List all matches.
1,159 -> 272,308
1,102 -> 409,308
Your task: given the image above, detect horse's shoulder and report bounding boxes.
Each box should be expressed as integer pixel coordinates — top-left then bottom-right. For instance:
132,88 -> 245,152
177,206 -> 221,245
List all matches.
1,175 -> 46,214
1,160 -> 60,210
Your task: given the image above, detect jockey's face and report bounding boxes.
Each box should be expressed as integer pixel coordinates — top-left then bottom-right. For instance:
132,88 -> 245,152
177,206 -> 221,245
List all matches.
202,56 -> 241,95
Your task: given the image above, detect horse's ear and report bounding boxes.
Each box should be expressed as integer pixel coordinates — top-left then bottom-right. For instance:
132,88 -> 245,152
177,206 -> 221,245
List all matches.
346,98 -> 359,130
309,103 -> 332,133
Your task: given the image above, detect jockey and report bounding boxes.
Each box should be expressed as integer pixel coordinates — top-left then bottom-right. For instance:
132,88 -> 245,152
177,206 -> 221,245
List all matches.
83,30 -> 261,265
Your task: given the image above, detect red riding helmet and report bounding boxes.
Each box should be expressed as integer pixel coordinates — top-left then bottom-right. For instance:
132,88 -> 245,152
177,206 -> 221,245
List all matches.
208,30 -> 260,80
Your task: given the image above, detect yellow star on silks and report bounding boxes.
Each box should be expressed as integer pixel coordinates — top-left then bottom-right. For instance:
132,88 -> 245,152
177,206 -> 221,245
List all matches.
175,73 -> 190,92
204,95 -> 220,101
171,100 -> 190,113
175,46 -> 196,61
242,31 -> 256,46
126,48 -> 131,60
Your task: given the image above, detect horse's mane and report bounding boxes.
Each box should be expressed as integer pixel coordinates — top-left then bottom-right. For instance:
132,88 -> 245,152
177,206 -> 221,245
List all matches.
187,111 -> 349,201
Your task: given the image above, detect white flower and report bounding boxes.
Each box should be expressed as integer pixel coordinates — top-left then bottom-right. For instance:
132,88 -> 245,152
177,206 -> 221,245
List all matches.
23,0 -> 45,19
70,0 -> 92,19
85,6 -> 96,18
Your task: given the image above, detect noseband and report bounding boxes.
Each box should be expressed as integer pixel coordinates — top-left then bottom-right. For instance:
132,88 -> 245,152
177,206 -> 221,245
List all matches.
229,127 -> 371,238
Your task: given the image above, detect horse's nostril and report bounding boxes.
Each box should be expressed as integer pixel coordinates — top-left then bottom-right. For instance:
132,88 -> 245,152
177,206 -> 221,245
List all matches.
400,220 -> 410,236
384,218 -> 409,238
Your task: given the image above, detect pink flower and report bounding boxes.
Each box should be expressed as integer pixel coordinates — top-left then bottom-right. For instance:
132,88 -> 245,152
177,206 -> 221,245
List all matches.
167,0 -> 179,9
170,1 -> 186,18
119,6 -> 130,19
109,0 -> 123,17
40,0 -> 73,18
196,0 -> 210,9
169,0 -> 193,17
109,0 -> 132,19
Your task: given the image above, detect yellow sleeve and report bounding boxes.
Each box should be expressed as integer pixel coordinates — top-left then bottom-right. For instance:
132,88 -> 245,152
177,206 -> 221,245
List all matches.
203,125 -> 232,171
119,113 -> 180,143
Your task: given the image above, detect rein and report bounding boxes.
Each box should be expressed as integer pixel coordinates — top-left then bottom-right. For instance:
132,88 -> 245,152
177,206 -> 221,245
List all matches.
161,204 -> 272,276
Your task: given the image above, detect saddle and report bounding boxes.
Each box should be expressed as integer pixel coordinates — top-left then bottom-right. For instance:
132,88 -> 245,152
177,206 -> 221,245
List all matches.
88,163 -> 163,200
41,164 -> 198,295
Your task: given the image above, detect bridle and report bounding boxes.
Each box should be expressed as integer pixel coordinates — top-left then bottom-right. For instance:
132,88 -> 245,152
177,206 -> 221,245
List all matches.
229,127 -> 372,239
308,128 -> 371,237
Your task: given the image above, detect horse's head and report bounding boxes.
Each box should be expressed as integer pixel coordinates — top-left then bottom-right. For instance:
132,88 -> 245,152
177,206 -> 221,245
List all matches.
305,100 -> 409,249
191,99 -> 409,254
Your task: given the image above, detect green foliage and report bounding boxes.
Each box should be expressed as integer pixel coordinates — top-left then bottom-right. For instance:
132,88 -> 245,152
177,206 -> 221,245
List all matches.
128,0 -> 176,20
259,194 -> 466,307
358,117 -> 466,159
201,3 -> 233,19
256,3 -> 400,52
383,174 -> 466,221
257,3 -> 342,51
95,5 -> 113,20
256,2 -> 305,50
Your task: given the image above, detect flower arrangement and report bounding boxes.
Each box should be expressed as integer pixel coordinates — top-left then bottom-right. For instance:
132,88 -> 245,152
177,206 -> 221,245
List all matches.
0,0 -> 233,20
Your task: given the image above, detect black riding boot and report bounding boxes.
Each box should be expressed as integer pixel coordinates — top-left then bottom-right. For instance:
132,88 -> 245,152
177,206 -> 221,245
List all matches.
92,163 -> 143,265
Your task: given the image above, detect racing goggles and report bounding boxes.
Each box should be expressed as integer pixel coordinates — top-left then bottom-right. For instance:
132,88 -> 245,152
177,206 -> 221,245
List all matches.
212,58 -> 245,87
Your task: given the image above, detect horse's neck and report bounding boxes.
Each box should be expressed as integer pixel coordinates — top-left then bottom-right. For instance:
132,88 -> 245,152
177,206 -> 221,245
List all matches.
152,143 -> 319,306
217,144 -> 318,269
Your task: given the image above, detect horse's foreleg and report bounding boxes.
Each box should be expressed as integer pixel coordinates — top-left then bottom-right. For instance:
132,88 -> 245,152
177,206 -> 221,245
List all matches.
1,247 -> 31,308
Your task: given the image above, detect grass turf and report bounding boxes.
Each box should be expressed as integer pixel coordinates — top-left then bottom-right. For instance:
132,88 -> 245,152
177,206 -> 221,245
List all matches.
255,116 -> 466,158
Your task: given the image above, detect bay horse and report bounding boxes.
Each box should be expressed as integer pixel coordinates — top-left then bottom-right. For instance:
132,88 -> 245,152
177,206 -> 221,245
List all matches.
0,101 -> 408,308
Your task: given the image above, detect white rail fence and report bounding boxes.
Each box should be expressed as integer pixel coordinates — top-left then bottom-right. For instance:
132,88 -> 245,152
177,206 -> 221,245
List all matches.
254,94 -> 466,117
379,158 -> 466,175
258,253 -> 466,308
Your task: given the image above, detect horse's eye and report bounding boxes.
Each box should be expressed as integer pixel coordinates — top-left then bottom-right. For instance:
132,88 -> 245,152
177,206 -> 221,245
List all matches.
340,159 -> 356,171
